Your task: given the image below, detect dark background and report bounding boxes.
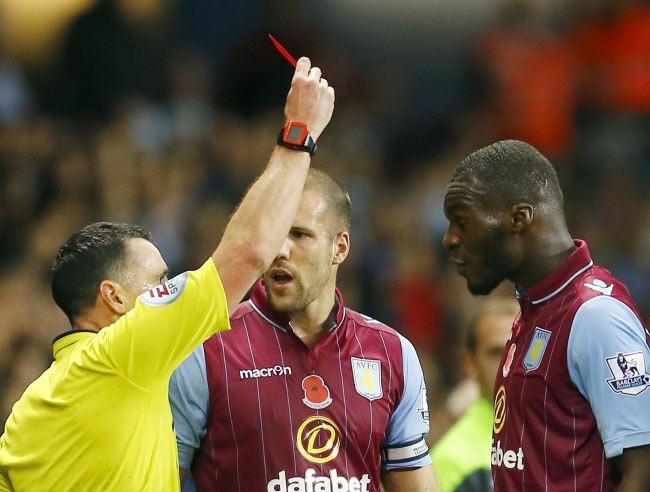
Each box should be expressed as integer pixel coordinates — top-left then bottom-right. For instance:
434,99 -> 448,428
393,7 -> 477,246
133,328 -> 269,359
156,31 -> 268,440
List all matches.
1,0 -> 649,441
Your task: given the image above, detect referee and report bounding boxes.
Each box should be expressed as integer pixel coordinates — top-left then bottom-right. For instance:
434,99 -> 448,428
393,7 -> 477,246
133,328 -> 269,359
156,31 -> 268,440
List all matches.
0,57 -> 334,491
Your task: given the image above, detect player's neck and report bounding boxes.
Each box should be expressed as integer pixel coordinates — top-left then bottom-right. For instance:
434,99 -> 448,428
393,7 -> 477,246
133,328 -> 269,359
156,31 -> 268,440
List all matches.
290,282 -> 337,349
513,227 -> 575,290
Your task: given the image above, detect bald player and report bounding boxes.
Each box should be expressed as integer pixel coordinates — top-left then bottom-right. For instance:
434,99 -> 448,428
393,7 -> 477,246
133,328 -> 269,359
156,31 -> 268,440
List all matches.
432,299 -> 518,492
170,167 -> 437,492
443,140 -> 650,491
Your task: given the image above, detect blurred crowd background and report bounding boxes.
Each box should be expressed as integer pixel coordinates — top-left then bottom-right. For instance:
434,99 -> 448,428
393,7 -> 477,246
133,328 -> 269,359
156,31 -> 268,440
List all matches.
1,0 -> 649,443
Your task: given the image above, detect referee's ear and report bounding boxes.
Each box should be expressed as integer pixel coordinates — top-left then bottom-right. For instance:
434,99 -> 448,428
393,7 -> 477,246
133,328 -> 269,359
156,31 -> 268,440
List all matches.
98,279 -> 132,316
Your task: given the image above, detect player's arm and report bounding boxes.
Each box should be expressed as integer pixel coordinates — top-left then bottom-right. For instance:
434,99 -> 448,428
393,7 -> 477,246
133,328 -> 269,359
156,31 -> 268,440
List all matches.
169,347 -> 209,484
100,58 -> 335,386
381,335 -> 439,491
617,445 -> 650,492
212,56 -> 334,315
382,467 -> 439,492
568,295 -> 650,488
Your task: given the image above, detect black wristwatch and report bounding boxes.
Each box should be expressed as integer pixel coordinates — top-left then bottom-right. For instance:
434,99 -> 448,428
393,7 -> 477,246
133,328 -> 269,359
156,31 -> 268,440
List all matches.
277,121 -> 317,156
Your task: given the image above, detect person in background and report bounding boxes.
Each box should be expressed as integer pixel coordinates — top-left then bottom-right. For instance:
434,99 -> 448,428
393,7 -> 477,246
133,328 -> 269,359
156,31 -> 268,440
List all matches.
431,299 -> 518,491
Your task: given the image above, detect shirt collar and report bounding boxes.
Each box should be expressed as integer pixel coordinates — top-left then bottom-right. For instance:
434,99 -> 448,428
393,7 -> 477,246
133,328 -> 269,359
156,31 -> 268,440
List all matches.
52,330 -> 96,360
519,239 -> 593,306
248,279 -> 346,333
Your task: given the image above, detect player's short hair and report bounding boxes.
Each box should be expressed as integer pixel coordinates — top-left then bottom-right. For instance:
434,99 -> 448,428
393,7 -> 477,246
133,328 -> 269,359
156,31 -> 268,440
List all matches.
466,298 -> 518,353
304,167 -> 351,234
51,222 -> 151,322
452,140 -> 564,210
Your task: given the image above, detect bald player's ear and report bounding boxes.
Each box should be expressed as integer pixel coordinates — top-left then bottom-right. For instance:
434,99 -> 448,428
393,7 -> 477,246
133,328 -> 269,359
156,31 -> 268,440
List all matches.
332,231 -> 350,266
510,204 -> 534,233
99,280 -> 131,315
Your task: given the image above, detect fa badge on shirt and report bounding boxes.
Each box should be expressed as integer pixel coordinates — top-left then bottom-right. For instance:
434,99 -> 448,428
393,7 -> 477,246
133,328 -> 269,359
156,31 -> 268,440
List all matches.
606,352 -> 650,396
351,357 -> 382,401
523,328 -> 552,372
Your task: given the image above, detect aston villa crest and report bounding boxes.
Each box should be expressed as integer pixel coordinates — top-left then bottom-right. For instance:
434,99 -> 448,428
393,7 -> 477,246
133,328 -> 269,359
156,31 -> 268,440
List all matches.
523,327 -> 552,372
351,357 -> 382,401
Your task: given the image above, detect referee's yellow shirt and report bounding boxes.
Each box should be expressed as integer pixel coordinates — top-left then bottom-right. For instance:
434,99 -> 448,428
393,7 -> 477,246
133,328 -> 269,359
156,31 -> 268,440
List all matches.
0,258 -> 230,491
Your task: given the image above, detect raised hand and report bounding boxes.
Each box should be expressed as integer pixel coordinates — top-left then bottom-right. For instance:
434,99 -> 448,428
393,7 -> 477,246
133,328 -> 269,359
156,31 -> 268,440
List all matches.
284,57 -> 335,141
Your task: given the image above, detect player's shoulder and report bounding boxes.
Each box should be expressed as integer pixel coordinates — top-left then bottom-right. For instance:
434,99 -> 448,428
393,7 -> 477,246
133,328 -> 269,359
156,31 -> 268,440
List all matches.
577,265 -> 633,300
343,308 -> 416,361
344,308 -> 400,338
202,300 -> 257,351
572,264 -> 639,313
568,265 -> 644,340
231,298 -> 257,322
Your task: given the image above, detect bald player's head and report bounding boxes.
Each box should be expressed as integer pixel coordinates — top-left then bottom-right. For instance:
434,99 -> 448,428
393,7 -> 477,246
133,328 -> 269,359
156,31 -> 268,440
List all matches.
303,167 -> 351,236
263,167 -> 351,315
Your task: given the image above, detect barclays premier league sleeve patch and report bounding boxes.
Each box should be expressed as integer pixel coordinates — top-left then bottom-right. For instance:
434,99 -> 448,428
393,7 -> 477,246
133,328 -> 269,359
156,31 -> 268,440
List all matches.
139,272 -> 189,307
605,351 -> 650,396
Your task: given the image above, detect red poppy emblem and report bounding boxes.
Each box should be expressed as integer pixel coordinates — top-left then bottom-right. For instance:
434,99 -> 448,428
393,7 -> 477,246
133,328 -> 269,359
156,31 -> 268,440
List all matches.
302,375 -> 332,409
502,343 -> 516,378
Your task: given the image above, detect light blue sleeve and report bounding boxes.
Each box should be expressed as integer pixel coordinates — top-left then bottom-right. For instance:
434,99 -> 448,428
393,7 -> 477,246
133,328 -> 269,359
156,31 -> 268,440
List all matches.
169,344 -> 209,470
568,295 -> 650,459
381,334 -> 432,470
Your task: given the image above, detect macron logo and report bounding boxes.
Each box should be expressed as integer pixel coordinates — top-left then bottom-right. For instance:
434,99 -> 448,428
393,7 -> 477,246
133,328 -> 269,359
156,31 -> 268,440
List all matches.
584,279 -> 613,296
240,365 -> 292,380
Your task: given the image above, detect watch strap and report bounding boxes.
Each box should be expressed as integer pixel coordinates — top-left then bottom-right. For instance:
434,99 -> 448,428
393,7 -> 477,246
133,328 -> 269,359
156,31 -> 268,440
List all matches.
277,122 -> 317,156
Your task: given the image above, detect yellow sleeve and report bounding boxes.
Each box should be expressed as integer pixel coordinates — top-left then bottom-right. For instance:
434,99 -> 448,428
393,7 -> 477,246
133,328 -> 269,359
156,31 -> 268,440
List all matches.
96,258 -> 230,388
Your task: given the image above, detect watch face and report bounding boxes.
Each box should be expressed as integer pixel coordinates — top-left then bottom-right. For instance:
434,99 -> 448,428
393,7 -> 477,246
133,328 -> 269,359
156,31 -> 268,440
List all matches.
287,124 -> 305,144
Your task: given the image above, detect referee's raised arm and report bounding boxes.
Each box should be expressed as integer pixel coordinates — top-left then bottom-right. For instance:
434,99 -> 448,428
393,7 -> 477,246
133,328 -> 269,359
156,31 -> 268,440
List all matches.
213,56 -> 334,314
0,57 -> 335,492
99,56 -> 335,385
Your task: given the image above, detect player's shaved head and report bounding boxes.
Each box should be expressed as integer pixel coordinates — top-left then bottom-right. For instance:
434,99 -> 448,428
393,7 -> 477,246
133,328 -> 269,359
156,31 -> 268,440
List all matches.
304,167 -> 351,235
452,140 -> 564,211
52,222 -> 151,322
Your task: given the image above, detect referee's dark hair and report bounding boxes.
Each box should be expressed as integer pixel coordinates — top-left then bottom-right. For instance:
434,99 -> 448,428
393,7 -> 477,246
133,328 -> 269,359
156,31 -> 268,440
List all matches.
452,140 -> 564,210
52,222 -> 151,323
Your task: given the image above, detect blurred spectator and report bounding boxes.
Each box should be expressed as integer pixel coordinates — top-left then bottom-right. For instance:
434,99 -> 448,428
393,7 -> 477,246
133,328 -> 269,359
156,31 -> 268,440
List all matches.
475,0 -> 578,158
573,0 -> 650,113
52,0 -> 172,117
431,299 -> 518,492
0,0 -> 648,443
0,52 -> 32,125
